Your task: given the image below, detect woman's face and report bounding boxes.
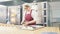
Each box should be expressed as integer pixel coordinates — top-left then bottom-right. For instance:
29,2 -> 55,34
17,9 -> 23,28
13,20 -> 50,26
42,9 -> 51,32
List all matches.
25,6 -> 31,12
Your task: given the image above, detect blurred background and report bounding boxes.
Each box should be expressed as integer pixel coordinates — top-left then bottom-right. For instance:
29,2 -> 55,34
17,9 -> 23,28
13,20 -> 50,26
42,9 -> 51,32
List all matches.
0,0 -> 60,27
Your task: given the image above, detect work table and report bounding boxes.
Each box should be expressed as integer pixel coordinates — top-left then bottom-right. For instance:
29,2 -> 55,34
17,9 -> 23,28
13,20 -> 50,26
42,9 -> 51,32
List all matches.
0,23 -> 60,34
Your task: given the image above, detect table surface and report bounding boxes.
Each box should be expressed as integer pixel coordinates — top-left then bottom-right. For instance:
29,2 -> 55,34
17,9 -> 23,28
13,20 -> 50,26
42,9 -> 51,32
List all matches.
0,23 -> 60,34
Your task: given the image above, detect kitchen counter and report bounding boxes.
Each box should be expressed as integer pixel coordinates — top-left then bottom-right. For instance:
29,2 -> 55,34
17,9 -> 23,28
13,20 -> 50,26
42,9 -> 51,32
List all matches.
0,23 -> 60,34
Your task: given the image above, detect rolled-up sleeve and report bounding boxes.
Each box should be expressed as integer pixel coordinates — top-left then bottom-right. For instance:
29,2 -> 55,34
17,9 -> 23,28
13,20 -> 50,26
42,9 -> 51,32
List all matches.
21,10 -> 26,24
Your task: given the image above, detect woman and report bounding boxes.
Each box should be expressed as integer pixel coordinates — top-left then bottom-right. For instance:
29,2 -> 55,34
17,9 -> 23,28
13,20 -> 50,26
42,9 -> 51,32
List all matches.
21,5 -> 36,26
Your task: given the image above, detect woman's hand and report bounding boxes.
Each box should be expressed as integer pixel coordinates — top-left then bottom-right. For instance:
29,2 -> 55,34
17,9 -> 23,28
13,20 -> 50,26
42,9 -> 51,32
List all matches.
22,22 -> 29,26
24,22 -> 29,26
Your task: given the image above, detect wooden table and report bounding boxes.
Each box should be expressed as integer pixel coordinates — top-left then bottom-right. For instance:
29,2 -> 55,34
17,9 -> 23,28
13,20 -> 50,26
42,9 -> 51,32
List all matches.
0,23 -> 60,34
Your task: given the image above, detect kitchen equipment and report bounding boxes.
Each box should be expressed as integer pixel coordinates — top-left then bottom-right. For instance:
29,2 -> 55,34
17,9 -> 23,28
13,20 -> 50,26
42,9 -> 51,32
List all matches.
8,5 -> 21,25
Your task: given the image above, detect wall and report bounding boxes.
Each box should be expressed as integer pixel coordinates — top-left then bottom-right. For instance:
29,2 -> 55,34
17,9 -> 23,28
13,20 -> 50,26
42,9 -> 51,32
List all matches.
49,1 -> 60,26
49,2 -> 60,18
0,5 -> 7,23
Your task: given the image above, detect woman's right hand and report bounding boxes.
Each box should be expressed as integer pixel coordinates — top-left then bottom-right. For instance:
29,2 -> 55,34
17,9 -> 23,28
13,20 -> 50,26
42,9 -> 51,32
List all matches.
21,20 -> 26,24
21,22 -> 23,25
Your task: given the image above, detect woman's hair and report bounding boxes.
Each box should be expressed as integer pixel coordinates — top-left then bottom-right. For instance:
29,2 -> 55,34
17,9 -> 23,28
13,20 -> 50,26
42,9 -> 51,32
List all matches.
25,5 -> 30,8
24,5 -> 30,9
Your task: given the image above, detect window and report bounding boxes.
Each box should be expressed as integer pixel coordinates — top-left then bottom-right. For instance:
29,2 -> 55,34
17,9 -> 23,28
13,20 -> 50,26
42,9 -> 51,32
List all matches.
44,10 -> 46,15
44,3 -> 46,8
44,17 -> 46,22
